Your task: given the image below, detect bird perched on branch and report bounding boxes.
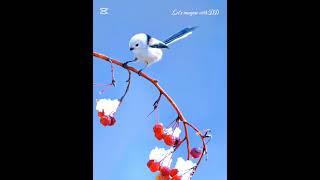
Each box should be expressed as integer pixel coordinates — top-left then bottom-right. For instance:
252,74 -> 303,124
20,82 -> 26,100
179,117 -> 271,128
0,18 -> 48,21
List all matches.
123,26 -> 198,74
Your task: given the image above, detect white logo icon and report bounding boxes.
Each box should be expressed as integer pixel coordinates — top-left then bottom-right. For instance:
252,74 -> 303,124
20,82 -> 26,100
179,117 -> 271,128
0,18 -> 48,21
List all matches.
100,8 -> 109,15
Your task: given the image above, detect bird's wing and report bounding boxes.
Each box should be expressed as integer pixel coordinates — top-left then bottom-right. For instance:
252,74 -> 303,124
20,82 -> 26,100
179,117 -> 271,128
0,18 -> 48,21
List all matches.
149,38 -> 169,49
163,26 -> 198,45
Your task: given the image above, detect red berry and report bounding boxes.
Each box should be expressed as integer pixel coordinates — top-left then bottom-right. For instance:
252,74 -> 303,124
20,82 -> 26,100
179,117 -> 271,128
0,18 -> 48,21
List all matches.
155,131 -> 164,140
149,161 -> 160,172
170,168 -> 179,177
98,111 -> 104,117
153,123 -> 164,134
153,123 -> 164,140
171,175 -> 182,180
190,147 -> 202,158
163,134 -> 175,146
160,166 -> 171,176
109,116 -> 116,126
162,175 -> 170,180
155,175 -> 169,180
147,160 -> 154,168
100,116 -> 111,126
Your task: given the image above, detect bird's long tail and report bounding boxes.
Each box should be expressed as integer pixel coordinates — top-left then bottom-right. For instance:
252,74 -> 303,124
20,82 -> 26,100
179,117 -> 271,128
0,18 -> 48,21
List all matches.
163,26 -> 198,46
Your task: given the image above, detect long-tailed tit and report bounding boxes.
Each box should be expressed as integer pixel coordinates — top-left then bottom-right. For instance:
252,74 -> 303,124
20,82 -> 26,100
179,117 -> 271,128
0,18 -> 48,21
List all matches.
123,26 -> 198,74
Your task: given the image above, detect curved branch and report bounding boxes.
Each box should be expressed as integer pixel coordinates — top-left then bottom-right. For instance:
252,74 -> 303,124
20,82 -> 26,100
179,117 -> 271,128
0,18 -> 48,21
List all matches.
93,51 -> 208,171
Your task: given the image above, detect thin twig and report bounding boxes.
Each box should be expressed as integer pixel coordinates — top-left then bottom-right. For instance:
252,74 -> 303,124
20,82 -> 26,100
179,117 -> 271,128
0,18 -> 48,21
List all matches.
119,69 -> 131,103
147,92 -> 162,117
109,59 -> 116,86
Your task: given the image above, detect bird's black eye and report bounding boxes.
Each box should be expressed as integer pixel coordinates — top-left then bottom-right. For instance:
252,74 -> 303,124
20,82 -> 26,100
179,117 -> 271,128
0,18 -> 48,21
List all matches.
135,43 -> 139,47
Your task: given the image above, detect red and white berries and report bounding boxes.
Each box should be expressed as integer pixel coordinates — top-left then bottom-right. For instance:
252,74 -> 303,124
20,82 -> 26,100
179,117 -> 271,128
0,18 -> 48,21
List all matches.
96,98 -> 120,127
163,134 -> 176,146
148,160 -> 182,180
190,147 -> 202,158
98,111 -> 116,127
149,122 -> 200,179
153,123 -> 181,147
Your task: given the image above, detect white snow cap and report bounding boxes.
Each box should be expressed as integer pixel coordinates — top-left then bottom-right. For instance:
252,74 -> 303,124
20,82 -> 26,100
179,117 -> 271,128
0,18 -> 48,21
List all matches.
149,147 -> 174,167
174,157 -> 196,180
96,98 -> 120,116
164,127 -> 182,138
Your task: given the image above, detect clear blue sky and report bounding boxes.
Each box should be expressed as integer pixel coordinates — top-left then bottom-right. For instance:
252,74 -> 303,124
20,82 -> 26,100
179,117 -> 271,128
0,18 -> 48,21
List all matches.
93,0 -> 226,179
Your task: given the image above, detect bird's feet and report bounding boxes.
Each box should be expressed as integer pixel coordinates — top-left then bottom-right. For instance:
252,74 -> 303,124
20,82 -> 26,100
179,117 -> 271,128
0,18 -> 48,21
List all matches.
122,61 -> 130,68
138,69 -> 143,76
123,58 -> 137,68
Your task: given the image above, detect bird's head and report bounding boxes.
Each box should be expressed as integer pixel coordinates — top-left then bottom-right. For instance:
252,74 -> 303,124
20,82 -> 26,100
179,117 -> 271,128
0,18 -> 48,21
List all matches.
129,33 -> 148,52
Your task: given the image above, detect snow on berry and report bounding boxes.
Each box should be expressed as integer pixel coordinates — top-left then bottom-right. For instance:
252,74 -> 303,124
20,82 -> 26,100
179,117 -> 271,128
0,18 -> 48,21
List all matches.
162,127 -> 182,146
164,127 -> 181,139
96,98 -> 120,116
174,157 -> 196,180
149,147 -> 174,168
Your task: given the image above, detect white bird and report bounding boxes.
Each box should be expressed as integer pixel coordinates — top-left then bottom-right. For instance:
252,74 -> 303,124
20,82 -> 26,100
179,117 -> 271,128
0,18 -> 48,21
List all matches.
123,26 -> 198,74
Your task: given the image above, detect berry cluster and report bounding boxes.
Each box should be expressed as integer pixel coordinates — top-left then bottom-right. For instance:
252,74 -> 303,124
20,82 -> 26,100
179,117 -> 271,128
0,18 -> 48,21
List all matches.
153,123 -> 180,146
147,160 -> 181,180
96,98 -> 120,127
148,121 -> 204,179
98,111 -> 116,127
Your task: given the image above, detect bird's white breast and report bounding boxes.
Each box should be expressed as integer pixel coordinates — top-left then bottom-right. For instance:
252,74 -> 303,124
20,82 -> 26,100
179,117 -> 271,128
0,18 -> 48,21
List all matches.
133,47 -> 163,66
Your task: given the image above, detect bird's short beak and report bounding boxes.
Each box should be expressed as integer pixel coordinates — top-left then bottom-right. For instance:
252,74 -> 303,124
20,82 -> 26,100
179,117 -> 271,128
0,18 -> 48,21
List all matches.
130,47 -> 134,51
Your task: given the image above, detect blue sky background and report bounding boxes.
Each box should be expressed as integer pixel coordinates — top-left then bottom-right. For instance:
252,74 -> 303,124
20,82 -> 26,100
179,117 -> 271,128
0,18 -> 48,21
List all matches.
93,0 -> 226,179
